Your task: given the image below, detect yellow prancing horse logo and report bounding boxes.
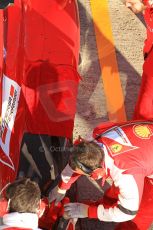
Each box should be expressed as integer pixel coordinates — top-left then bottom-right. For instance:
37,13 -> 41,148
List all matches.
110,144 -> 122,153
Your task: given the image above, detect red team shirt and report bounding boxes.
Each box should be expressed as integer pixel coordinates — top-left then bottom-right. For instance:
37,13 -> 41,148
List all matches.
58,121 -> 153,224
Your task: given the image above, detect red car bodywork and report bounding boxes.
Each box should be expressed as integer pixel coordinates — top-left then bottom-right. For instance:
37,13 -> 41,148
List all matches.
0,0 -> 80,195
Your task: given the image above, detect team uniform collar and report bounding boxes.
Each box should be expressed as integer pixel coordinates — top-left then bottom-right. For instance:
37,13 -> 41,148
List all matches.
3,212 -> 39,229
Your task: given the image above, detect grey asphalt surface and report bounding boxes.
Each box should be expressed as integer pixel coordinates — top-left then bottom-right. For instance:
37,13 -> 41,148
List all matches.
74,0 -> 152,229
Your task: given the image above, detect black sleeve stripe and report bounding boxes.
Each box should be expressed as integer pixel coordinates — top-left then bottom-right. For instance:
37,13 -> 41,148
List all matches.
117,204 -> 138,215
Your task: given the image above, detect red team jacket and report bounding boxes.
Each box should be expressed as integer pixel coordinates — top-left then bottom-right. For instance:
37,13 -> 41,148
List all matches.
143,0 -> 153,54
58,121 -> 153,222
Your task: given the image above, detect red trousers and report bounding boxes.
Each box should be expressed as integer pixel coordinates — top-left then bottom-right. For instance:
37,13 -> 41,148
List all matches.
105,178 -> 153,230
134,48 -> 153,120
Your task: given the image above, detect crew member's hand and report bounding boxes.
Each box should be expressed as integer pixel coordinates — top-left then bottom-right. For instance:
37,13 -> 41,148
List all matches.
64,203 -> 89,219
48,185 -> 66,205
125,0 -> 146,13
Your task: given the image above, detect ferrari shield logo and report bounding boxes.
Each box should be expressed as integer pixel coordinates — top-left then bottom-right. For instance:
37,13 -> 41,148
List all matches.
101,127 -> 138,156
110,143 -> 122,153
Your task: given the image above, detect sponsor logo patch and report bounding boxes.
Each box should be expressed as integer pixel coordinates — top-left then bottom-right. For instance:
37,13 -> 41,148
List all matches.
100,127 -> 138,156
133,125 -> 153,139
0,85 -> 17,144
0,75 -> 21,170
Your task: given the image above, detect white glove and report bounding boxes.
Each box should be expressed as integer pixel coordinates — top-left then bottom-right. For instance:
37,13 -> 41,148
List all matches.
64,203 -> 89,219
48,185 -> 66,205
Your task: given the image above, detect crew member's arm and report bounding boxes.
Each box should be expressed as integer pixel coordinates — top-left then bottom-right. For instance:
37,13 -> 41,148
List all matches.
88,172 -> 143,222
49,164 -> 81,204
58,163 -> 81,190
64,172 -> 144,222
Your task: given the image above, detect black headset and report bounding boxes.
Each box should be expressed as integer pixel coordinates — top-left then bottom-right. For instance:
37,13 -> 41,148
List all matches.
73,157 -> 94,175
